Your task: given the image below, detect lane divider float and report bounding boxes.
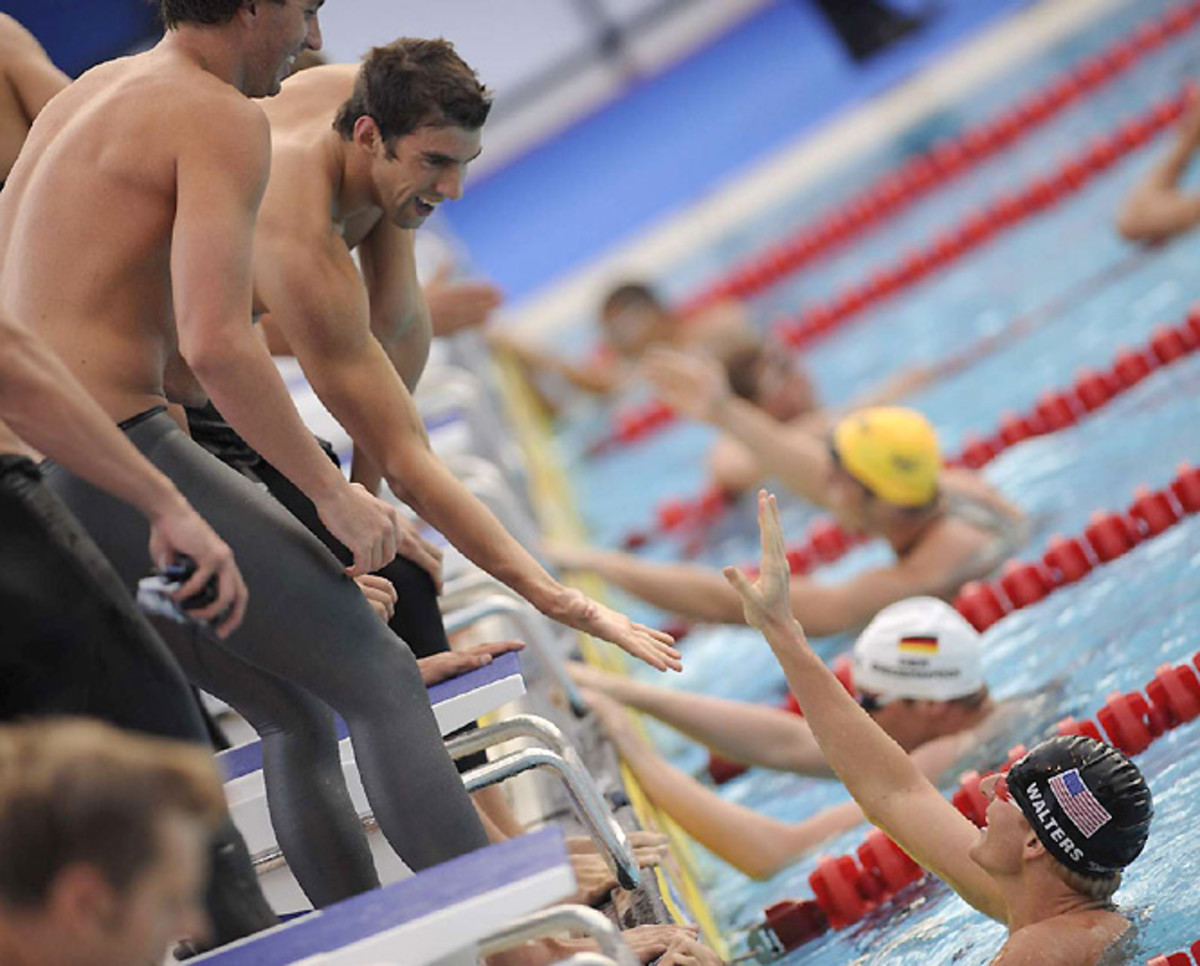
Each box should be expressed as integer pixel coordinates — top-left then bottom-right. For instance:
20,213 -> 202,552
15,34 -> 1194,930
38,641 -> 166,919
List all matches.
680,0 -> 1200,318
589,84 -> 1193,460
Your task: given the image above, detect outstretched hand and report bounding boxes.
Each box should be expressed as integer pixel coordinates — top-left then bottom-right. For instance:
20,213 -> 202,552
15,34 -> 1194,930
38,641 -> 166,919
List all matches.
551,588 -> 682,672
641,348 -> 730,424
722,490 -> 794,633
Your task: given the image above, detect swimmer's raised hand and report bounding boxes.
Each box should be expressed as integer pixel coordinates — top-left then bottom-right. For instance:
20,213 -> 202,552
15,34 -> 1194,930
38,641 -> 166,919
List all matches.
148,498 -> 247,639
723,490 -> 797,635
549,588 -> 682,672
642,348 -> 730,424
315,482 -> 407,576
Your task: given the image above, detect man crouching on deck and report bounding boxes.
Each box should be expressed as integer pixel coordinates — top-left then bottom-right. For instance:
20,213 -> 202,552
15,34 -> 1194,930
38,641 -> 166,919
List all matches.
723,490 -> 1153,965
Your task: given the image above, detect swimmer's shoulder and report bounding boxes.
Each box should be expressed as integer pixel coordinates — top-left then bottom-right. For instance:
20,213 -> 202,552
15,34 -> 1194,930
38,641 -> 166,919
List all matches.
990,911 -> 1130,966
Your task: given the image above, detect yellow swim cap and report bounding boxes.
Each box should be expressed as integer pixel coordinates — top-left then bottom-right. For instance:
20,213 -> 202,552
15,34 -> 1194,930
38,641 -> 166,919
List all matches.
831,407 -> 941,507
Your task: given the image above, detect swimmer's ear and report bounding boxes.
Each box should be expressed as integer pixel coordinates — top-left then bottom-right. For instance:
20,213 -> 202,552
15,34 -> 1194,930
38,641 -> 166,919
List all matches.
1023,830 -> 1046,863
352,115 -> 384,155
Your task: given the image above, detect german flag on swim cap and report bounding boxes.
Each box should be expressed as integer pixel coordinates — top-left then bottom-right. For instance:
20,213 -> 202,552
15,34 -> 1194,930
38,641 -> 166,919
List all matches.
832,407 -> 941,508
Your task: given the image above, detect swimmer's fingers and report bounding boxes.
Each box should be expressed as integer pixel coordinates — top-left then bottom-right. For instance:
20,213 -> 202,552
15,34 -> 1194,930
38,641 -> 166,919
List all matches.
210,562 -> 249,639
464,640 -> 525,659
355,574 -> 398,623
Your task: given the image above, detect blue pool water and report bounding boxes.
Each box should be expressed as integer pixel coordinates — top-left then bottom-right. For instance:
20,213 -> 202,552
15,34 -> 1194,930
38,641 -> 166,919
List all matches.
548,2 -> 1200,961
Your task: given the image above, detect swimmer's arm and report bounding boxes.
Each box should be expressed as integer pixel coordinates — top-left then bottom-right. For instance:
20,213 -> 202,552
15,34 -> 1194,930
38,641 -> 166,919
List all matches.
171,102 -> 346,504
707,436 -> 764,496
0,311 -> 186,521
610,706 -> 856,878
783,562 -> 941,638
359,220 -> 431,392
708,397 -> 833,509
756,613 -> 1007,921
1116,101 -> 1200,243
258,231 -> 563,602
488,331 -> 623,395
553,548 -> 746,624
351,222 -> 429,496
0,14 -> 69,122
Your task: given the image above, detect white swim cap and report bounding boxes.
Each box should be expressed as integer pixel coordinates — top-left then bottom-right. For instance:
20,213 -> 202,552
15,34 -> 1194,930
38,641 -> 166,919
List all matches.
852,597 -> 984,703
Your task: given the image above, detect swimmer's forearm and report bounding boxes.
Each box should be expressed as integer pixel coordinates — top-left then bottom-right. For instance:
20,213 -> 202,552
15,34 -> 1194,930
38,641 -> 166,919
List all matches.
190,339 -> 347,502
760,617 -> 928,818
711,397 -> 831,508
618,729 -> 801,879
572,552 -> 745,624
387,448 -> 563,609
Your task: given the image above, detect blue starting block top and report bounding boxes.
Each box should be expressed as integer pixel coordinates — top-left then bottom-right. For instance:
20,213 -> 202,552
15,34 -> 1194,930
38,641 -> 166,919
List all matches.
217,651 -> 523,783
193,826 -> 569,965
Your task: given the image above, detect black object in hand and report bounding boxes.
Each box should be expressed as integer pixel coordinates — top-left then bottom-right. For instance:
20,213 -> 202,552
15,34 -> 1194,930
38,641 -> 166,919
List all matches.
164,555 -> 220,611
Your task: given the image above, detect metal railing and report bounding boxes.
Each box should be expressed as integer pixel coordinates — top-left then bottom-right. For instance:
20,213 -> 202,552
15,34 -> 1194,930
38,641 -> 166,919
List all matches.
452,714 -> 639,891
477,904 -> 638,966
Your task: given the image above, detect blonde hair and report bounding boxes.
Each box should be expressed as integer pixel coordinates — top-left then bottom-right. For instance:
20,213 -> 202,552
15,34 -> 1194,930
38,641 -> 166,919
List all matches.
0,719 -> 225,906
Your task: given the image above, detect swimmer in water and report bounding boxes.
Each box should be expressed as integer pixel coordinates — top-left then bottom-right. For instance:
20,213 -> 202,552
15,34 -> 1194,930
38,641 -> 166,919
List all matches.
578,597 -> 1040,879
1117,91 -> 1200,244
551,397 -> 1025,637
489,280 -> 755,404
721,491 -> 1153,965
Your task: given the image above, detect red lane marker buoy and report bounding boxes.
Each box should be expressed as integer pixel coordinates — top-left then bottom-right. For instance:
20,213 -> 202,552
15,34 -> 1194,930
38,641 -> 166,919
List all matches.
1042,535 -> 1094,586
953,581 -> 1010,632
677,3 -> 1200,316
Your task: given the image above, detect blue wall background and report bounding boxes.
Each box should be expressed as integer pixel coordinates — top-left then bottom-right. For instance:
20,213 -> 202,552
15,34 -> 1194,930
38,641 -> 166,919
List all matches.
6,0 -> 159,77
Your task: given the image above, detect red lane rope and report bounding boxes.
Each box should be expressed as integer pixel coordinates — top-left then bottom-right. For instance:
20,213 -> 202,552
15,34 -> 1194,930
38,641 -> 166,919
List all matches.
590,83 -> 1191,460
679,0 -> 1200,318
773,86 -> 1191,351
742,470 -> 1200,955
622,307 -> 1200,597
1148,941 -> 1200,966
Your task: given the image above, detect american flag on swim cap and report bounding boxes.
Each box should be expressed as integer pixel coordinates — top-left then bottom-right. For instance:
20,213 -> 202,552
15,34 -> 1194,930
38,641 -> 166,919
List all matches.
1049,768 -> 1112,838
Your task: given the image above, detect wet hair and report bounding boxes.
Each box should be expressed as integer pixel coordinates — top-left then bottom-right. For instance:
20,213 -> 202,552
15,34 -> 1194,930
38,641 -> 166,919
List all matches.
0,719 -> 225,907
1052,865 -> 1121,904
948,685 -> 989,712
601,282 -> 661,318
156,0 -> 283,29
333,39 -> 491,148
725,344 -> 769,402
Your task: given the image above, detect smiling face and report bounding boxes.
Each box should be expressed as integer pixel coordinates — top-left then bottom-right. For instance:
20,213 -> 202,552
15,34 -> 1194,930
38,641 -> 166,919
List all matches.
245,0 -> 324,98
358,120 -> 481,228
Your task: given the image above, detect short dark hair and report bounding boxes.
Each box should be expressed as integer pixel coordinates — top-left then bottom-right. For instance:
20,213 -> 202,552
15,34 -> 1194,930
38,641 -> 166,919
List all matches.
0,720 -> 225,907
156,0 -> 283,29
333,39 -> 491,146
601,282 -> 661,318
724,344 -> 768,402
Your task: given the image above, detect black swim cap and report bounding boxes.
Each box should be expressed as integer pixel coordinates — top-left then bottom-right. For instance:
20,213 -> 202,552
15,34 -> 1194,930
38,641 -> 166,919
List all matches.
1007,735 -> 1152,878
